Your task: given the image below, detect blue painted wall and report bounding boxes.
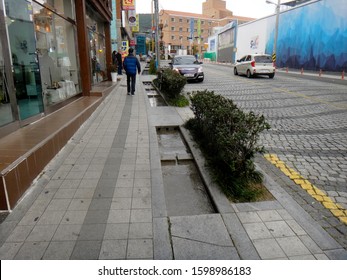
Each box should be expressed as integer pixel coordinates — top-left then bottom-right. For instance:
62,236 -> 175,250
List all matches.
265,0 -> 347,71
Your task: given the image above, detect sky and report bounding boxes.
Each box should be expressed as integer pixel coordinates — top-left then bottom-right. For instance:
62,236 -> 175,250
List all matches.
135,0 -> 278,19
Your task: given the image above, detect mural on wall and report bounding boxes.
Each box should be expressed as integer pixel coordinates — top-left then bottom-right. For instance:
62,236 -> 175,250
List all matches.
266,0 -> 347,71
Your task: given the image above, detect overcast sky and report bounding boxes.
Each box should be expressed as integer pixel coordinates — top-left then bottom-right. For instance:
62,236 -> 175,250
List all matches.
135,0 -> 278,19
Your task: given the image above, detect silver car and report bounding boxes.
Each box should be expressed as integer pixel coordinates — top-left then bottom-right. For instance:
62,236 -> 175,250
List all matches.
169,55 -> 204,82
234,54 -> 275,78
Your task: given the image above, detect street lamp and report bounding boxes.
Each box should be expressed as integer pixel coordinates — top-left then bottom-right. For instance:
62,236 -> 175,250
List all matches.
266,0 -> 280,64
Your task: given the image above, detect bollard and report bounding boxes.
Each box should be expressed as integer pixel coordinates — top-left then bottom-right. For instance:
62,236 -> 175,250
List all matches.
342,70 -> 345,80
319,69 -> 322,77
286,67 -> 288,73
301,68 -> 304,75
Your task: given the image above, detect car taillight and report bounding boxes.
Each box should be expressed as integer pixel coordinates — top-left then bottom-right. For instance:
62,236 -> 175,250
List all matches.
251,60 -> 255,67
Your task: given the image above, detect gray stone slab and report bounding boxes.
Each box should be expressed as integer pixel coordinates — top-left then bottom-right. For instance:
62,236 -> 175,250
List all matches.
104,223 -> 129,240
26,224 -> 58,242
126,239 -> 153,259
222,213 -> 260,260
6,225 -> 33,242
61,210 -> 87,224
42,241 -> 75,260
276,236 -> 311,257
78,224 -> 107,240
0,242 -> 23,259
172,237 -> 239,260
107,210 -> 131,223
88,198 -> 112,210
153,217 -> 173,260
52,224 -> 82,241
265,221 -> 296,238
111,198 -> 132,210
83,210 -> 109,224
233,201 -> 283,212
68,198 -> 92,210
257,210 -> 283,222
14,241 -> 49,260
130,209 -> 152,223
46,199 -> 71,211
99,239 -> 127,259
253,238 -> 286,259
70,240 -> 102,260
170,214 -> 233,247
236,212 -> 262,223
37,210 -> 65,225
298,235 -> 324,254
324,249 -> 347,260
243,222 -> 273,240
129,223 -> 153,239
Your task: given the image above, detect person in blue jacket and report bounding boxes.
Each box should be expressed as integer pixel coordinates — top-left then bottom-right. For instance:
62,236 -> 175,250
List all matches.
123,48 -> 141,95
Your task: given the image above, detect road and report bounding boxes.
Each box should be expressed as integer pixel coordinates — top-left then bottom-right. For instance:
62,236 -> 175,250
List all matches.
182,63 -> 347,249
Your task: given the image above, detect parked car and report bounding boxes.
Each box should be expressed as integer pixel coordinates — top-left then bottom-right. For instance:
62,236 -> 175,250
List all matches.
234,54 -> 275,78
169,55 -> 204,82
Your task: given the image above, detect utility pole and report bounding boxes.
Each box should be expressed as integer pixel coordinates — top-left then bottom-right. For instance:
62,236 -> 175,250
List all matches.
154,0 -> 160,68
273,0 -> 280,64
266,0 -> 281,64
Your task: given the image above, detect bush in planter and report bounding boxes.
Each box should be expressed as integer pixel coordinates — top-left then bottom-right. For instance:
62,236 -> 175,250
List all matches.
159,68 -> 187,99
154,68 -> 189,107
149,58 -> 157,75
108,63 -> 118,73
185,90 -> 271,201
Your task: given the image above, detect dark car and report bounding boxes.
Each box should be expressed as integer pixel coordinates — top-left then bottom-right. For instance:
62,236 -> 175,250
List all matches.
169,55 -> 204,82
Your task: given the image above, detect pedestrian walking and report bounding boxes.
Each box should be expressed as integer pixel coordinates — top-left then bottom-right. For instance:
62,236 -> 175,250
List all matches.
123,48 -> 141,96
115,49 -> 123,75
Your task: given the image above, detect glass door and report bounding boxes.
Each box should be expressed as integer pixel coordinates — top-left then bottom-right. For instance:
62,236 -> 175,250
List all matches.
5,0 -> 44,121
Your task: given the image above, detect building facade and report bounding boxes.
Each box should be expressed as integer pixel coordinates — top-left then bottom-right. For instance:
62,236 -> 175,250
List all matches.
0,0 -> 114,137
159,0 -> 254,57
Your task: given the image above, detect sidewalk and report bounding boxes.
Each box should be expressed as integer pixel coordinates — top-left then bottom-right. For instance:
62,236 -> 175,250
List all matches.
0,74 -> 346,260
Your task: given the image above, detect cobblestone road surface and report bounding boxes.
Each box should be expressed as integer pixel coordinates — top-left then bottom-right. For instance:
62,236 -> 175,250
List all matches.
183,64 -> 347,249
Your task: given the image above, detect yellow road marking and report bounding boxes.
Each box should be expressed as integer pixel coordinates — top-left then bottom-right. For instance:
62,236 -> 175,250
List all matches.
264,154 -> 347,225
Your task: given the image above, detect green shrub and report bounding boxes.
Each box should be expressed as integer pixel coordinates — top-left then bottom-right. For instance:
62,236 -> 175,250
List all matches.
185,90 -> 271,201
149,59 -> 157,75
158,68 -> 187,99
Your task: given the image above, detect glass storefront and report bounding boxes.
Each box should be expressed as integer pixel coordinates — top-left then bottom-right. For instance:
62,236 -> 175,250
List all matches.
32,0 -> 80,106
5,0 -> 45,120
0,17 -> 14,127
0,0 -> 80,129
86,4 -> 106,85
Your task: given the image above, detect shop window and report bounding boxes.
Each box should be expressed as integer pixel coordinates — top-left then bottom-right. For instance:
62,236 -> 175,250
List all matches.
34,0 -> 75,20
86,4 -> 106,85
0,38 -> 14,127
33,2 -> 80,106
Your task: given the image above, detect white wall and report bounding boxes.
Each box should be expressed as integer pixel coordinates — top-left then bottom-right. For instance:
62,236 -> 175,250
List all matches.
236,15 -> 275,60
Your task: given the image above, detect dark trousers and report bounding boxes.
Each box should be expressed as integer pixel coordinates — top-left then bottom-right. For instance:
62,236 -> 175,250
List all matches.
126,74 -> 136,94
117,63 -> 122,75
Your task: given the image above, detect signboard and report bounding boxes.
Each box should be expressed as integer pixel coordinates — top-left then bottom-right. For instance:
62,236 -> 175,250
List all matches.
128,10 -> 136,26
136,34 -> 146,55
189,18 -> 194,42
132,14 -> 139,32
122,0 -> 135,10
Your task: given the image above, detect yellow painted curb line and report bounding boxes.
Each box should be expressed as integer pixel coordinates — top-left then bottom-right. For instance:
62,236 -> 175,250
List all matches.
264,154 -> 347,225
